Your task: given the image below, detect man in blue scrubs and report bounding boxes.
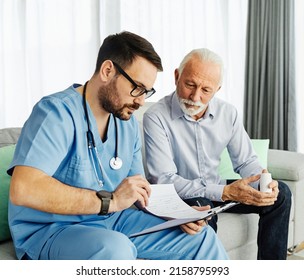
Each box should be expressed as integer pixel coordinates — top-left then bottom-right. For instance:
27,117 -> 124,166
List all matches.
8,31 -> 228,260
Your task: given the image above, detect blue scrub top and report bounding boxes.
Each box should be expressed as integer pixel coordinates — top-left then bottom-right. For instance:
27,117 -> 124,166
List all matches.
8,84 -> 144,259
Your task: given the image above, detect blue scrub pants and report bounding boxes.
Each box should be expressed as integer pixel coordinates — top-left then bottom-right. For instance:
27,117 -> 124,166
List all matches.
39,209 -> 228,260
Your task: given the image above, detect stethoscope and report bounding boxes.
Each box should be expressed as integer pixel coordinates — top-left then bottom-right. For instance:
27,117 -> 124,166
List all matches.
82,82 -> 123,186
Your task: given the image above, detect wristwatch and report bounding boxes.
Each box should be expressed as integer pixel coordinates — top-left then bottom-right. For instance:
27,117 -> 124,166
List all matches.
96,190 -> 113,215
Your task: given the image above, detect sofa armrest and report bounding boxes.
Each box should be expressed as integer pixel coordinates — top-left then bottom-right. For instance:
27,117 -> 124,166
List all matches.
267,149 -> 304,181
268,149 -> 304,246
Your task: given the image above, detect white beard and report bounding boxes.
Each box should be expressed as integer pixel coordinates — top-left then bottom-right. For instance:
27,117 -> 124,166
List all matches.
178,97 -> 208,116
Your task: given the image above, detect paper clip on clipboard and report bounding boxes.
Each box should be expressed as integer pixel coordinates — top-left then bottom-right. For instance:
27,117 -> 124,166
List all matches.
129,201 -> 239,238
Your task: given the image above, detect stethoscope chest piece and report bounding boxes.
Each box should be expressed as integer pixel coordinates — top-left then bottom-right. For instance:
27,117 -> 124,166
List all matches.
110,157 -> 123,170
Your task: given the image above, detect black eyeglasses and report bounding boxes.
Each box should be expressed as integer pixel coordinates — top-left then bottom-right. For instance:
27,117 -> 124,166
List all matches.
112,61 -> 156,99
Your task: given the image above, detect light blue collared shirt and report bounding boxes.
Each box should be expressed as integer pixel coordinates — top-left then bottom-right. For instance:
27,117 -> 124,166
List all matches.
143,92 -> 262,201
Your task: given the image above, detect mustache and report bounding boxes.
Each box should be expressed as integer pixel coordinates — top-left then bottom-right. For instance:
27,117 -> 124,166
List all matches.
125,103 -> 140,110
180,98 -> 205,107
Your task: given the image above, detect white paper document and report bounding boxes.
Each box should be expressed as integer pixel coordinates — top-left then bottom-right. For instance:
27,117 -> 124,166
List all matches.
129,184 -> 238,237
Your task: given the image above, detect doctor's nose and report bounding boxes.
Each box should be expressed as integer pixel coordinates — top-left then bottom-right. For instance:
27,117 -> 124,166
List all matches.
134,94 -> 145,107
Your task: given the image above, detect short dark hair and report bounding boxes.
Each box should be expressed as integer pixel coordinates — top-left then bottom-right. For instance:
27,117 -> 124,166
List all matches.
94,31 -> 163,74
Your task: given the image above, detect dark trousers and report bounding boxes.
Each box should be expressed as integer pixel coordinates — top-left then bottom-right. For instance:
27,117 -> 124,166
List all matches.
184,181 -> 292,260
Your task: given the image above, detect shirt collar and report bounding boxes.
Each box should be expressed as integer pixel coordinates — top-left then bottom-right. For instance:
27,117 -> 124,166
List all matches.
171,91 -> 215,122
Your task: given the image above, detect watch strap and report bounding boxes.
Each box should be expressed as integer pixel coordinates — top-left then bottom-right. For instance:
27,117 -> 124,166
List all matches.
96,191 -> 113,215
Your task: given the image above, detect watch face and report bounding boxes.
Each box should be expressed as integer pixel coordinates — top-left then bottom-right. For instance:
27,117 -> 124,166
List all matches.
97,190 -> 112,199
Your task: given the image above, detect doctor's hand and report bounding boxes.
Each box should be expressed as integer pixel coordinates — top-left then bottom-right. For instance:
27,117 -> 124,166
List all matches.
108,175 -> 151,213
180,205 -> 211,235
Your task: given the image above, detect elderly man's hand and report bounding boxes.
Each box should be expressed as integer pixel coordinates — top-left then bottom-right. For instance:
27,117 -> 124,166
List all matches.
222,172 -> 278,206
180,205 -> 210,235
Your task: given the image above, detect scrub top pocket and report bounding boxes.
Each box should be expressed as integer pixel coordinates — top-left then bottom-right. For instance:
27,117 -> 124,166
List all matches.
65,156 -> 97,190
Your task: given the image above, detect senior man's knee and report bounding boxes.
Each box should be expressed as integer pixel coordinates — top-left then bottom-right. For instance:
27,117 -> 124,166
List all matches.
93,231 -> 137,260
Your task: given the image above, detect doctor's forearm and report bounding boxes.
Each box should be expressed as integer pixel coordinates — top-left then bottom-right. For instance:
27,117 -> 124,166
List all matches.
10,166 -> 100,215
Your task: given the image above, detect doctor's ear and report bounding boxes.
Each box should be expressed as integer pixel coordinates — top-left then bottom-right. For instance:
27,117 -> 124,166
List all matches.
98,60 -> 116,82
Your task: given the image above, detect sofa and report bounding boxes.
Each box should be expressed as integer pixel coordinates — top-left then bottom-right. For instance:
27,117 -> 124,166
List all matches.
1,102 -> 304,260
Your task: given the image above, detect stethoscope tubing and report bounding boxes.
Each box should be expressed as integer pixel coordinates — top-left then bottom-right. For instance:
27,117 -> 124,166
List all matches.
82,81 -> 122,187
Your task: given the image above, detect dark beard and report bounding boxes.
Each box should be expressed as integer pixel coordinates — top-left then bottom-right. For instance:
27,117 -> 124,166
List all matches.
97,79 -> 140,120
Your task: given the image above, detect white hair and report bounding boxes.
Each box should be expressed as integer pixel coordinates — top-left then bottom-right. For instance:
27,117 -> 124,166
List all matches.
178,48 -> 224,86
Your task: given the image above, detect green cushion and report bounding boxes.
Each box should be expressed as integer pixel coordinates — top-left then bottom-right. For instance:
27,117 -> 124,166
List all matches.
0,144 -> 15,241
218,139 -> 269,180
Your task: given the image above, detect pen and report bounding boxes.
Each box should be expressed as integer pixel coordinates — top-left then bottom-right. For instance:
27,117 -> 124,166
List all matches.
196,200 -> 202,207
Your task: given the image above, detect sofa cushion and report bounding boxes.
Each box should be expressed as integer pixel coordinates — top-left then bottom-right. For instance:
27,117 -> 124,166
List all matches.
0,240 -> 16,260
0,144 -> 15,241
218,139 -> 270,179
217,212 -> 258,259
0,127 -> 22,148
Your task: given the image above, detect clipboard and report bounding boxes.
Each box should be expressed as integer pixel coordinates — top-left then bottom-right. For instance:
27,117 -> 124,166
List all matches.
129,201 -> 239,238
